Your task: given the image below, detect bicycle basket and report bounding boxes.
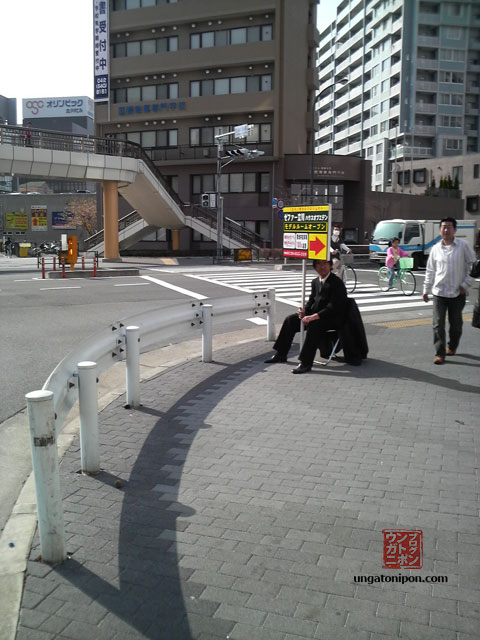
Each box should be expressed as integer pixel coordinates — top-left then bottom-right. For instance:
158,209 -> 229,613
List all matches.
399,257 -> 414,269
340,253 -> 354,265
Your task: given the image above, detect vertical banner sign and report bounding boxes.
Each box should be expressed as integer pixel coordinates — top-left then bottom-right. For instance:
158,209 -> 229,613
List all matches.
31,205 -> 48,231
282,205 -> 331,260
93,0 -> 109,101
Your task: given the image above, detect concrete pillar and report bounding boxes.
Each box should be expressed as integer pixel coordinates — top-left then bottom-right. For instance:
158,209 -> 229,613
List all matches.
102,180 -> 120,261
171,229 -> 180,251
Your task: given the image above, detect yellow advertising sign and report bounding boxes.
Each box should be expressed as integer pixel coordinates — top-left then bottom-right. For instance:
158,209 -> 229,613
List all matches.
307,233 -> 328,260
283,206 -> 330,213
6,212 -> 28,230
31,205 -> 48,231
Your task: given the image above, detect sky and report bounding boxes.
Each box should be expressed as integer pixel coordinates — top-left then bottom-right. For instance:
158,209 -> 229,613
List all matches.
1,0 -> 338,125
1,0 -> 94,123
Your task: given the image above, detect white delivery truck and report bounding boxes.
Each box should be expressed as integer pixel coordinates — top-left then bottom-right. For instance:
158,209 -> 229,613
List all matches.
369,219 -> 477,269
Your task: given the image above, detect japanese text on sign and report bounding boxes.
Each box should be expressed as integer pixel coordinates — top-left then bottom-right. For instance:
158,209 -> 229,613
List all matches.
93,0 -> 109,101
118,102 -> 186,115
283,222 -> 327,232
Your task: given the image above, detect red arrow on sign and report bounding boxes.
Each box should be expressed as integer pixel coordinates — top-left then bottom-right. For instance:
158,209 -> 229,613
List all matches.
309,236 -> 325,256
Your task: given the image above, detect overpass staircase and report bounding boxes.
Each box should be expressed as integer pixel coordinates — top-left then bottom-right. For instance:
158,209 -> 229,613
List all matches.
0,124 -> 266,254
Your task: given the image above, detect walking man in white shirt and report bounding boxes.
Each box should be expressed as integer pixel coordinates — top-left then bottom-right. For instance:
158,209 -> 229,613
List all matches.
423,217 -> 475,365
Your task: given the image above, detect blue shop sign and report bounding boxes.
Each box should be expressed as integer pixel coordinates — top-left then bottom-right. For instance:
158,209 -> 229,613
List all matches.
118,102 -> 186,116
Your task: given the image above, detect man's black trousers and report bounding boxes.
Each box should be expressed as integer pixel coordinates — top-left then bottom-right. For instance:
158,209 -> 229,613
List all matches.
273,313 -> 341,367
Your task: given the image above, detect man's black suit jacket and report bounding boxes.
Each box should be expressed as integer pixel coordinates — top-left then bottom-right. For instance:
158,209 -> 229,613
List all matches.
304,272 -> 348,327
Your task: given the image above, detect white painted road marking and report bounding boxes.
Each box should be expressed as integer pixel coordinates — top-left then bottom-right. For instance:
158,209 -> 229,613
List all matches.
40,286 -> 82,291
114,282 -> 151,287
141,275 -> 207,300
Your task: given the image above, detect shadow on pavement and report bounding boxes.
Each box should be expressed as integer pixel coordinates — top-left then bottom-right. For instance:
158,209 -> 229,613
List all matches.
43,353 -> 264,640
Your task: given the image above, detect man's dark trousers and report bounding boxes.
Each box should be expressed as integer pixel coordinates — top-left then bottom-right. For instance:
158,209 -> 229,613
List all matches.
273,314 -> 343,367
432,293 -> 466,356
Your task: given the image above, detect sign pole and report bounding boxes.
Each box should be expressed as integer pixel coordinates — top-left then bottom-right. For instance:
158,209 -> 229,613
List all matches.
300,258 -> 307,348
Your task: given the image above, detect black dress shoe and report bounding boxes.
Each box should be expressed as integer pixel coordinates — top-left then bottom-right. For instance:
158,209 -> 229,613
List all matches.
264,353 -> 287,363
292,364 -> 312,374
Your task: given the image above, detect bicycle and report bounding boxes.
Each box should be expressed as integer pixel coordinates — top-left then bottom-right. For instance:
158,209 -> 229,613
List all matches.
337,253 -> 357,294
378,257 -> 416,296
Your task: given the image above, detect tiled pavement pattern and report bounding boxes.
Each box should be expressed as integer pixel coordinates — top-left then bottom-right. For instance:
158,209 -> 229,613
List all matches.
16,321 -> 480,640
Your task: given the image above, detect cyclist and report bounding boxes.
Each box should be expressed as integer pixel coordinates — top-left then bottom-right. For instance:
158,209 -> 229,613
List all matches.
385,237 -> 408,288
330,225 -> 351,277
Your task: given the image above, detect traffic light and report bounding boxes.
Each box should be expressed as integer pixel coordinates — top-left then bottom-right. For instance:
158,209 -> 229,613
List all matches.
224,148 -> 265,159
67,235 -> 78,270
201,193 -> 210,207
225,149 -> 247,158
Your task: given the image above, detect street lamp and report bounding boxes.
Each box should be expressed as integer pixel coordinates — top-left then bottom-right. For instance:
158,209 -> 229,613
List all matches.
215,125 -> 264,259
310,76 -> 348,204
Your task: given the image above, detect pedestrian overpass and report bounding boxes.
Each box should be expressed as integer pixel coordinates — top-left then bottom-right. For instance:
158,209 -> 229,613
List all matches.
0,125 -> 265,258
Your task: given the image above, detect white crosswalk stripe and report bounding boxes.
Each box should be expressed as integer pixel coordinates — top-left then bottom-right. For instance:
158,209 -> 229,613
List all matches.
185,269 -> 432,314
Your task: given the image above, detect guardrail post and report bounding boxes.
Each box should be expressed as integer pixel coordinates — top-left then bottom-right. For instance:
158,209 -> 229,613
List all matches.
93,256 -> 97,277
77,361 -> 100,475
62,259 -> 66,279
25,390 -> 66,564
125,326 -> 140,408
202,304 -> 213,362
267,288 -> 276,341
41,257 -> 45,279
53,256 -> 56,272
82,256 -> 85,270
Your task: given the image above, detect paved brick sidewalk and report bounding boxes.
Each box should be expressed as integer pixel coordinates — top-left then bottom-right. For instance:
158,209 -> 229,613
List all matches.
15,320 -> 480,640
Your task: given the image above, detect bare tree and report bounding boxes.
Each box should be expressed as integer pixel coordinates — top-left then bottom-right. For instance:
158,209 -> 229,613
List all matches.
65,197 -> 98,236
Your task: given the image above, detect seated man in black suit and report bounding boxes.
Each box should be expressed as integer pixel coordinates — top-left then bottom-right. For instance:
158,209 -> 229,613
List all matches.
264,258 -> 348,374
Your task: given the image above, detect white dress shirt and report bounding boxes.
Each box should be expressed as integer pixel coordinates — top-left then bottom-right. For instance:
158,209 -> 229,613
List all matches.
423,238 -> 475,298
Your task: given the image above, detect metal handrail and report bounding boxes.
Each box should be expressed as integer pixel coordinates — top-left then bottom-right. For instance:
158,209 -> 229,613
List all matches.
0,124 -> 267,251
41,292 -> 273,432
84,210 -> 142,250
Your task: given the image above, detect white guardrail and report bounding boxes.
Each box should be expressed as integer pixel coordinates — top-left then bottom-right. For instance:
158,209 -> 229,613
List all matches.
25,290 -> 276,563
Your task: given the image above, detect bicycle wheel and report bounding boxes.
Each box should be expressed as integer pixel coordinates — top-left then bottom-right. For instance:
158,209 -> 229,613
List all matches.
342,265 -> 357,293
400,270 -> 416,296
378,267 -> 390,292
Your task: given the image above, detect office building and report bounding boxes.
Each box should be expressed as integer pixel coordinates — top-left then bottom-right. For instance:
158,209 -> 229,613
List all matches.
94,0 -> 381,250
316,0 -> 480,193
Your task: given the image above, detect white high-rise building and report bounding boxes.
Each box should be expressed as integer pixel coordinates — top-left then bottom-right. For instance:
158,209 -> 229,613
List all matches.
316,0 -> 480,192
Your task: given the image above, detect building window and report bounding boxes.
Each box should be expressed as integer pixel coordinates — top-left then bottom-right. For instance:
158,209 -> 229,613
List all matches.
413,169 -> 426,184
444,138 -> 463,151
189,74 -> 272,97
114,82 -> 178,103
439,115 -> 462,128
452,166 -> 463,184
380,120 -> 388,132
114,0 -> 178,8
190,24 -> 273,49
474,164 -> 479,179
466,196 -> 479,212
192,173 -> 266,194
439,71 -> 464,84
367,146 -> 373,156
113,36 -> 178,57
375,164 -> 382,175
446,3 -> 464,17
440,48 -> 465,61
439,93 -> 463,106
443,26 -> 464,40
370,125 -> 378,136
398,170 -> 410,185
260,173 -> 270,193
